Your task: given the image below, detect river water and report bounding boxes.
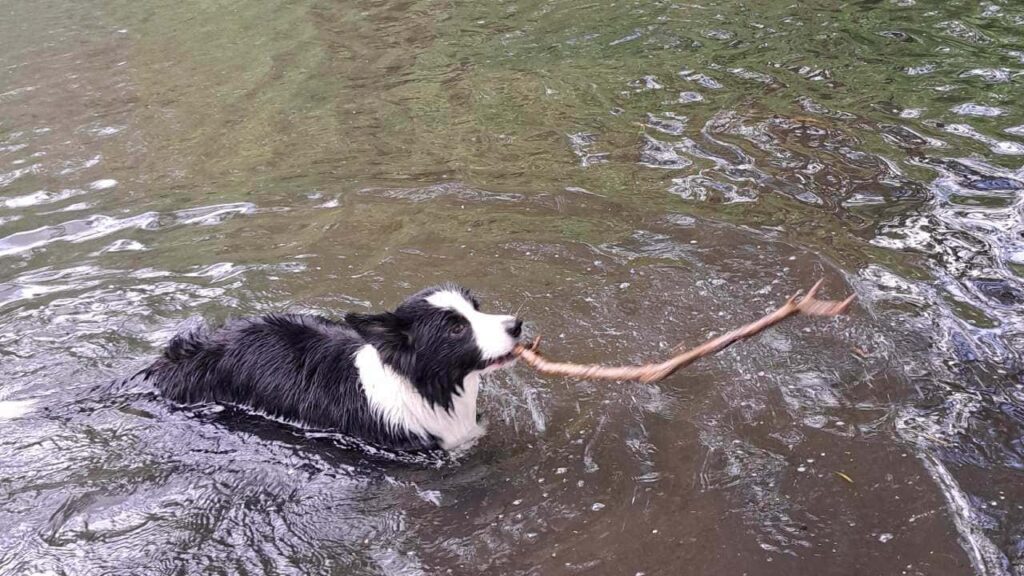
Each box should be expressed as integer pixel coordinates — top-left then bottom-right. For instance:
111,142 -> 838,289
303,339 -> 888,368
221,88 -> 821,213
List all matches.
1,0 -> 1023,574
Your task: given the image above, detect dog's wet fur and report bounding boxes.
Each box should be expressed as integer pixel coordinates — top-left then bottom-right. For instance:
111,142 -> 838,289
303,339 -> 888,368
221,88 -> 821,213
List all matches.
142,285 -> 523,451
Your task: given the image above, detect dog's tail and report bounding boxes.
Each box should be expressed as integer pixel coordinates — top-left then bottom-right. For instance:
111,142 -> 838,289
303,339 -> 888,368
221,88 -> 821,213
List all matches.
135,317 -> 213,382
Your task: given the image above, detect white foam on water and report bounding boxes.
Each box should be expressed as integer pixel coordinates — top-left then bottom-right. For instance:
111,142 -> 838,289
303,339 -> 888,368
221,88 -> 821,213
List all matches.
88,179 -> 118,190
174,202 -> 256,225
0,399 -> 36,420
920,454 -> 1010,576
951,103 -> 1005,117
1,188 -> 86,209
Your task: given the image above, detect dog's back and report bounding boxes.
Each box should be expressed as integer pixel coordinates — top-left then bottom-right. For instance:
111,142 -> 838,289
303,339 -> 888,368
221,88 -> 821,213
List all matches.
142,314 -> 437,450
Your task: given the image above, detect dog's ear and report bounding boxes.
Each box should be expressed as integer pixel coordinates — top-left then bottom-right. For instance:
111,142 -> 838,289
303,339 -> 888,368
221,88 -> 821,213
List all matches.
345,312 -> 409,342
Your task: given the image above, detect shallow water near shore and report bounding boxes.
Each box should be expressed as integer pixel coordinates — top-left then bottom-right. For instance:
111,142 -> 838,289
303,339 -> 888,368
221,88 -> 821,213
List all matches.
1,0 -> 1023,574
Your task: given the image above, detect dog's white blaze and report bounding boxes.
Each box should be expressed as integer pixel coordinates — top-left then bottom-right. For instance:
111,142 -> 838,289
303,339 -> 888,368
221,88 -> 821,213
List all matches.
354,345 -> 484,450
425,290 -> 516,360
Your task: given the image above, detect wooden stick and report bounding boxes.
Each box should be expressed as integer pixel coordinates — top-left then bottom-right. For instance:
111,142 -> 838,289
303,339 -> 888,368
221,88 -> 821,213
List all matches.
513,280 -> 855,383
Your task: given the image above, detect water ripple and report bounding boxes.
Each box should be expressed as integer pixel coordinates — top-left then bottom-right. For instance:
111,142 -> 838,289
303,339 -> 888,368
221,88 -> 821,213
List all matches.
0,202 -> 258,258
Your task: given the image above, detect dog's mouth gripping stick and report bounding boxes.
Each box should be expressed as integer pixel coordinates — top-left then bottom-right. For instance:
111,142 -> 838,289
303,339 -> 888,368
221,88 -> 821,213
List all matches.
513,280 -> 855,383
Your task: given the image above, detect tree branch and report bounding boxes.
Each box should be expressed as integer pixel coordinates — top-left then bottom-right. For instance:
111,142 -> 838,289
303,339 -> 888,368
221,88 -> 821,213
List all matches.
513,279 -> 856,383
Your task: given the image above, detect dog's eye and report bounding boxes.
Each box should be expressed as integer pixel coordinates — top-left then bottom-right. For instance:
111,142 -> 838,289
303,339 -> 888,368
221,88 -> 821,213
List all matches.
449,322 -> 467,336
470,298 -> 481,311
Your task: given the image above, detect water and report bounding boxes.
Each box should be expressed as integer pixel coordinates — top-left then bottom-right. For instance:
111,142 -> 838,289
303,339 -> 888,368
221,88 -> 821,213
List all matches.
1,0 -> 1023,573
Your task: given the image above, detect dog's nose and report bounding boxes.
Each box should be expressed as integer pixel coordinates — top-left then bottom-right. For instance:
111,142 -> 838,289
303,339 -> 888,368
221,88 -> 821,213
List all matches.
505,318 -> 523,338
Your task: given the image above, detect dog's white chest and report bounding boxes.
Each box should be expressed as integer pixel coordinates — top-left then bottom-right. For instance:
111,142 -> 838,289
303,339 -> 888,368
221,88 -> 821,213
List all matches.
354,345 -> 484,450
440,372 -> 485,450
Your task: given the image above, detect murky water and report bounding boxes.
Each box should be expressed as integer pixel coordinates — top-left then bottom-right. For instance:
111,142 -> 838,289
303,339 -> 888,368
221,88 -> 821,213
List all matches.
1,0 -> 1023,573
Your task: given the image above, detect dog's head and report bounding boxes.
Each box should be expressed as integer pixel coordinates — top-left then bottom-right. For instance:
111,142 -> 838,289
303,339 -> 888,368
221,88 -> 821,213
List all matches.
345,284 -> 522,407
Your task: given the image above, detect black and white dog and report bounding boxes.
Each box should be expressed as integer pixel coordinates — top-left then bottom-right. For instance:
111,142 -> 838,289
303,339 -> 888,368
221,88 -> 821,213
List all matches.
142,284 -> 523,452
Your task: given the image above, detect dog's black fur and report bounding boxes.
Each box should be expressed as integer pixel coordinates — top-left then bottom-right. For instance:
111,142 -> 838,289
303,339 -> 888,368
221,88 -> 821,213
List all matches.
141,285 -> 521,451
